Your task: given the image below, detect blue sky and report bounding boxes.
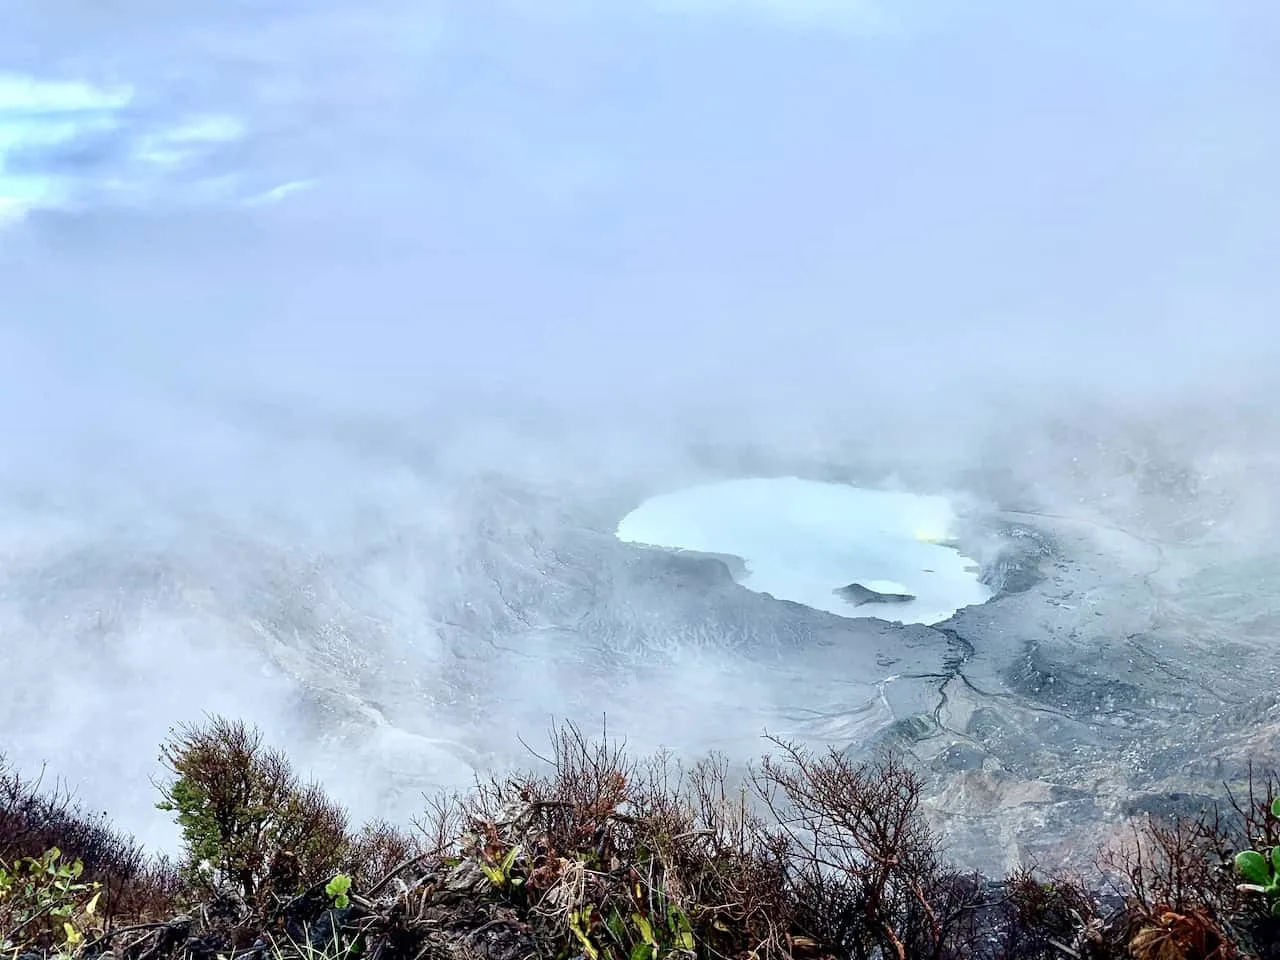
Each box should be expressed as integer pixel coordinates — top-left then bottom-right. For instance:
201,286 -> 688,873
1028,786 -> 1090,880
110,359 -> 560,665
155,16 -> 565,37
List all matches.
1,1 -> 1277,428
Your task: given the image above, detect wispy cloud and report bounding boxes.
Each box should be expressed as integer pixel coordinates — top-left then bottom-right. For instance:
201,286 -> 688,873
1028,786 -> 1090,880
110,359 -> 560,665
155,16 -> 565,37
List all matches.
648,0 -> 892,32
499,0 -> 895,32
0,72 -> 312,220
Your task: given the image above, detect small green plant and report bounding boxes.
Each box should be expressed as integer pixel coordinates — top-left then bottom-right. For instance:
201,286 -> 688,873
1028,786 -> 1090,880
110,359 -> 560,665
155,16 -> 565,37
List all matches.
270,924 -> 364,960
479,846 -> 522,893
1234,796 -> 1280,914
569,905 -> 599,960
566,890 -> 696,960
325,873 -> 352,909
608,902 -> 695,960
0,847 -> 102,953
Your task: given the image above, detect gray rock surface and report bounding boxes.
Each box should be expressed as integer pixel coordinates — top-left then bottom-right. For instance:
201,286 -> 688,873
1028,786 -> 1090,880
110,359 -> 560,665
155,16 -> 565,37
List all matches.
4,407 -> 1280,874
834,582 -> 917,606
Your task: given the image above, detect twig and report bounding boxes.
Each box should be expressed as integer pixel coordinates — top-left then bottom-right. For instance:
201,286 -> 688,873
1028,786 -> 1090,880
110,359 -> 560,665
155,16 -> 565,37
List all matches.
467,918 -> 515,939
134,929 -> 173,960
367,855 -> 429,898
273,877 -> 331,921
85,921 -> 179,951
3,901 -> 56,943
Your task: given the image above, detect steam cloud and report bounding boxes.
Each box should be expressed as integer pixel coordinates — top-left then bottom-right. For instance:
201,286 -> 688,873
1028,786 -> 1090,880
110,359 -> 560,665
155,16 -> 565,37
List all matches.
1,0 -> 1278,862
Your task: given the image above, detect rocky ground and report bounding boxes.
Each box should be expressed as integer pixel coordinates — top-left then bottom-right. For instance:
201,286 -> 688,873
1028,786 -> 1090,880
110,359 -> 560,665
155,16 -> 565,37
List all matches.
4,404 -> 1280,877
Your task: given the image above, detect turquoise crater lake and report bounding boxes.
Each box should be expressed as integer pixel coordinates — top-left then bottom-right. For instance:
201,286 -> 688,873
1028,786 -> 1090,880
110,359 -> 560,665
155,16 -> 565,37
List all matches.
616,477 -> 993,626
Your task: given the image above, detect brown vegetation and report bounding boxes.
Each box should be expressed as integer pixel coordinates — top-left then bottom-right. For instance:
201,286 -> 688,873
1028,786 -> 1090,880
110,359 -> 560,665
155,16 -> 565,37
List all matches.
1,757 -> 180,926
4,719 -> 1280,960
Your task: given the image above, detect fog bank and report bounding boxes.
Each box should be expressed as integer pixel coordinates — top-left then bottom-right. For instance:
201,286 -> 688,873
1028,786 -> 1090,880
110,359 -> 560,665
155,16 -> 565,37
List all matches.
1,1 -> 1279,856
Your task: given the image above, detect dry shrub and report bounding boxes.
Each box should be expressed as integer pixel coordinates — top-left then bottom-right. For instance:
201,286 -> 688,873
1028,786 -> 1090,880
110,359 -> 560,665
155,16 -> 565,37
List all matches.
156,717 -> 351,908
0,755 -> 180,923
1128,905 -> 1235,960
1114,813 -> 1236,916
1227,765 -> 1280,855
110,854 -> 185,921
984,867 -> 1103,960
755,740 -> 946,960
412,790 -> 466,866
455,722 -> 798,960
513,719 -> 636,854
459,725 -> 1148,960
671,754 -> 794,958
1098,810 -> 1239,960
345,818 -> 425,892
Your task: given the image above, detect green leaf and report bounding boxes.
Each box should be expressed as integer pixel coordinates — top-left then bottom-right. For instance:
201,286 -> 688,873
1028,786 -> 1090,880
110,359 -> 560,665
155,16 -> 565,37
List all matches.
570,908 -> 599,960
1237,849 -> 1271,885
326,873 -> 353,908
631,913 -> 656,948
500,846 -> 519,873
630,944 -> 654,960
1271,846 -> 1280,874
1271,796 -> 1280,820
669,911 -> 694,951
605,906 -> 628,946
482,846 -> 521,891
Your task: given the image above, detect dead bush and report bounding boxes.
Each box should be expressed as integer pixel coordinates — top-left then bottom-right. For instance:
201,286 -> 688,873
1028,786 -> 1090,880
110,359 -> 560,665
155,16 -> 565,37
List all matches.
512,719 -> 636,855
452,722 -> 798,960
754,739 -> 947,960
1099,812 -> 1236,914
156,717 -> 351,908
984,867 -> 1103,960
1,755 -> 180,924
345,818 -> 426,892
1098,810 -> 1239,959
1227,764 -> 1280,856
411,790 -> 466,867
671,754 -> 795,958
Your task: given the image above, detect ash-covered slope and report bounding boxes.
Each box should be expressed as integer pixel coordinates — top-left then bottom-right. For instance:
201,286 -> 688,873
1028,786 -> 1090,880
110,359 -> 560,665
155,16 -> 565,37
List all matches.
2,405 -> 1278,875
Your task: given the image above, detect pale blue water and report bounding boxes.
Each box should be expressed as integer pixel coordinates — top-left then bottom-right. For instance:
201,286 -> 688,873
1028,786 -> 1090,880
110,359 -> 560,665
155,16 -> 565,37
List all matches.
617,477 -> 992,625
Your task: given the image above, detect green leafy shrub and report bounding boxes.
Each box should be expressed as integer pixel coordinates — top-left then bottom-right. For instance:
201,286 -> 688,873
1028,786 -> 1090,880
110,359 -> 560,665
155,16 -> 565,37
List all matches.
1235,796 -> 1280,914
156,718 -> 351,906
0,847 -> 102,954
1,755 -> 178,924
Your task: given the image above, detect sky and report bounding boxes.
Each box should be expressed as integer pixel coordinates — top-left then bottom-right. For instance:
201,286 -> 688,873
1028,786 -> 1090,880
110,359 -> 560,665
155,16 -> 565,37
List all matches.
1,0 -> 1279,846
1,0 -> 1277,429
